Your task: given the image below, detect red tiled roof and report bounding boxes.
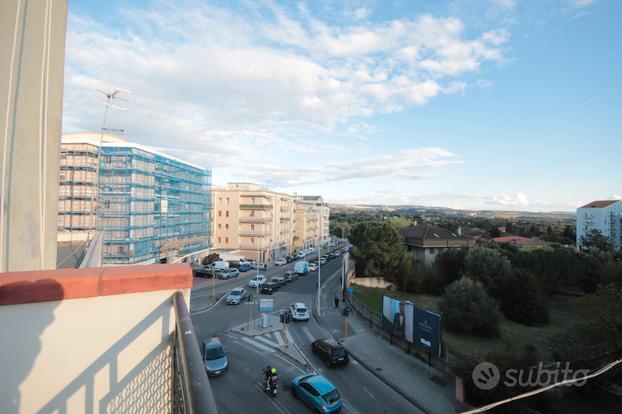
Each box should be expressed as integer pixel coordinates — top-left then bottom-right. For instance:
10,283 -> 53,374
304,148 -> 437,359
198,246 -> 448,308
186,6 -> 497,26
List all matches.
493,236 -> 549,246
579,200 -> 619,209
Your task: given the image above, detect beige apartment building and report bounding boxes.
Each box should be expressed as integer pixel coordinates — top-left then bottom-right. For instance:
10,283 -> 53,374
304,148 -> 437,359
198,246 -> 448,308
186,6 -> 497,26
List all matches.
292,196 -> 330,250
212,183 -> 295,261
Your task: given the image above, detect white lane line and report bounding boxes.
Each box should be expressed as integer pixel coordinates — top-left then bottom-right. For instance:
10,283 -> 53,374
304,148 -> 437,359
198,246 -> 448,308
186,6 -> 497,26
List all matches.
301,326 -> 315,342
342,399 -> 363,414
274,331 -> 284,346
285,330 -> 294,344
254,335 -> 280,348
241,337 -> 276,354
362,386 -> 379,402
253,383 -> 289,414
350,359 -> 359,365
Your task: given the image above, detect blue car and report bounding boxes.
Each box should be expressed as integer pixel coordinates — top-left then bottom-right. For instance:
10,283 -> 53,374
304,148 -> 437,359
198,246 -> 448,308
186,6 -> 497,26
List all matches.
202,338 -> 228,377
239,263 -> 252,272
291,374 -> 342,413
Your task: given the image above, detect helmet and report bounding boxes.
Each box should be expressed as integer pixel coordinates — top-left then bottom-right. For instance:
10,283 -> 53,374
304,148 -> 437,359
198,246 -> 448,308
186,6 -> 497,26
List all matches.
271,368 -> 277,374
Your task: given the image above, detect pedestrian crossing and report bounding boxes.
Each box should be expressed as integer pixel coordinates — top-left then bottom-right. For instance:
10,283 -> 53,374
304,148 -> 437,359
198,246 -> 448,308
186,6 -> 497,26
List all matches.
238,330 -> 295,354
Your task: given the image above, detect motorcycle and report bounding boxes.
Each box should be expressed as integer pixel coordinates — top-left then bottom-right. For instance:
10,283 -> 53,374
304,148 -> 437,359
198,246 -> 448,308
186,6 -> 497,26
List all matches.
262,368 -> 278,397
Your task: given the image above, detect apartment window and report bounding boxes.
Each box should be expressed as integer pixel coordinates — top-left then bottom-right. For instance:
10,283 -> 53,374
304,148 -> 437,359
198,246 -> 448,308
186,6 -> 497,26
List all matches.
225,237 -> 229,244
252,197 -> 255,204
225,224 -> 229,229
226,197 -> 230,204
250,210 -> 255,217
218,210 -> 222,217
217,237 -> 221,243
251,224 -> 255,231
251,238 -> 255,244
218,223 -> 221,229
218,197 -> 222,204
226,210 -> 229,217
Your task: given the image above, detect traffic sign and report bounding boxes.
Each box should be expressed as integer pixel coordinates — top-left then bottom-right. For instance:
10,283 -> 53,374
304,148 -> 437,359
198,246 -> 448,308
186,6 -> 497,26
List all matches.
259,298 -> 273,312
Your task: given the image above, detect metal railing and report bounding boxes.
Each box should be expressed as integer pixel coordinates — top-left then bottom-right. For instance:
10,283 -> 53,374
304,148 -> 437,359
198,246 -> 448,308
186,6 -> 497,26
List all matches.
172,292 -> 219,414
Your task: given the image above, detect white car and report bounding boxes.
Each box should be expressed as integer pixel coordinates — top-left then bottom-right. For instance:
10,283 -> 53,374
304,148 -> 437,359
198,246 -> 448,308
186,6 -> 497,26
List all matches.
289,303 -> 310,321
275,258 -> 287,266
248,275 -> 267,288
309,263 -> 318,271
226,288 -> 246,305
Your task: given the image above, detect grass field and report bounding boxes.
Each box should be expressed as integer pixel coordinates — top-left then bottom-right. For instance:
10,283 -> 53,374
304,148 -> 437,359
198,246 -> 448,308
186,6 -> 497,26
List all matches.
351,284 -> 588,360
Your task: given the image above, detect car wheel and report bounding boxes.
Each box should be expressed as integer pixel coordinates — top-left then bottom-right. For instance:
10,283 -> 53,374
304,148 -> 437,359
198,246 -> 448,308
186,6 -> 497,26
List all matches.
325,359 -> 332,368
291,388 -> 298,399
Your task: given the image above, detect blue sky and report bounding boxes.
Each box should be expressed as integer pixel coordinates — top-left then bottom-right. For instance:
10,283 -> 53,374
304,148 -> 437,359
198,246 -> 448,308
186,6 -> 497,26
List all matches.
63,0 -> 621,211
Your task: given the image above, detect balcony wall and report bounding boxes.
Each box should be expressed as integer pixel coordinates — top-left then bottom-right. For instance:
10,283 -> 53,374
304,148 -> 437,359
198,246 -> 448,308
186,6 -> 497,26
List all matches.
0,263 -> 192,414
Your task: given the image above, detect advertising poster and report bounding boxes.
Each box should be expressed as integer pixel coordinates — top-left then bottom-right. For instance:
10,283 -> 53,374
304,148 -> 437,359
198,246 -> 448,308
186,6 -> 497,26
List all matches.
382,296 -> 413,343
412,307 -> 442,357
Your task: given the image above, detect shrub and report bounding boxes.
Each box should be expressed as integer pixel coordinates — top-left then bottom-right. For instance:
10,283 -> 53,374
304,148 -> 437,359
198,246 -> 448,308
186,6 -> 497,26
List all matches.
496,269 -> 549,325
439,277 -> 501,337
464,245 -> 512,289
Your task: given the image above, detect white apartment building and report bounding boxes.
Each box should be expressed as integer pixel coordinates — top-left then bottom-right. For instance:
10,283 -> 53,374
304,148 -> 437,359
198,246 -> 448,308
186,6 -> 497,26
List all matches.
576,200 -> 622,250
212,183 -> 295,261
293,196 -> 330,250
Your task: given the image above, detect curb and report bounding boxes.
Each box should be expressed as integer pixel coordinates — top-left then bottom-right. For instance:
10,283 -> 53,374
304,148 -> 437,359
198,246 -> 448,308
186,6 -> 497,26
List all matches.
346,347 -> 433,414
275,343 -> 309,368
190,292 -> 227,315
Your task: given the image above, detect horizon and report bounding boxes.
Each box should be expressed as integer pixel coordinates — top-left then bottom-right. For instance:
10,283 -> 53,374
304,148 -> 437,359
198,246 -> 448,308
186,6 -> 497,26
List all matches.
64,1 -> 621,211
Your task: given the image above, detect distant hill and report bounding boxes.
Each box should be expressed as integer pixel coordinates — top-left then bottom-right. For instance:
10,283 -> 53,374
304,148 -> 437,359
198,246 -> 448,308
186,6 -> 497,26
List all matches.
328,203 -> 575,221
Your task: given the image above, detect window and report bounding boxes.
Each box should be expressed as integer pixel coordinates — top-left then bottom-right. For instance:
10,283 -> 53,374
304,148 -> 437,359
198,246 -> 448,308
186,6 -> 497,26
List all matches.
218,210 -> 222,217
226,210 -> 229,217
217,237 -> 221,243
218,223 -> 221,229
226,197 -> 230,204
225,224 -> 229,229
218,197 -> 222,204
252,197 -> 255,204
225,237 -> 229,244
251,238 -> 255,244
251,224 -> 255,231
250,210 -> 255,217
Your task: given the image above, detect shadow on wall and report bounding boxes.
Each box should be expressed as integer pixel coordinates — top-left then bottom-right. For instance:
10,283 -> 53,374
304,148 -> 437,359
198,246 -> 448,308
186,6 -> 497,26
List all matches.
37,298 -> 174,414
0,279 -> 64,414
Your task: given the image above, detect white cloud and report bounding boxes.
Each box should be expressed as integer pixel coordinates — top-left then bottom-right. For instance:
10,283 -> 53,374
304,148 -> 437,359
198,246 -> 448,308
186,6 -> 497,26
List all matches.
609,194 -> 622,200
572,0 -> 596,7
491,193 -> 530,206
63,2 -> 509,174
493,0 -> 516,10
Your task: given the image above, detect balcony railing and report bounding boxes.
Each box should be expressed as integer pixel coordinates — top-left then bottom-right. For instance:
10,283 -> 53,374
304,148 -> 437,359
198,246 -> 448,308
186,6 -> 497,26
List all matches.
239,231 -> 270,237
239,204 -> 273,210
239,217 -> 272,223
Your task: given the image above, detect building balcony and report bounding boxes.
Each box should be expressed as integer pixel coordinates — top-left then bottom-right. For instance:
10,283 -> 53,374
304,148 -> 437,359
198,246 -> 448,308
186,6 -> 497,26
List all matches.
239,231 -> 270,237
239,204 -> 273,210
239,217 -> 272,223
0,264 -> 218,414
238,244 -> 269,250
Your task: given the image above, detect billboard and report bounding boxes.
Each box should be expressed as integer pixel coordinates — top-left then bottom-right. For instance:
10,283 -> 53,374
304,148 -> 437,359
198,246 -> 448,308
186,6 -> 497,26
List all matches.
382,296 -> 413,343
413,307 -> 442,357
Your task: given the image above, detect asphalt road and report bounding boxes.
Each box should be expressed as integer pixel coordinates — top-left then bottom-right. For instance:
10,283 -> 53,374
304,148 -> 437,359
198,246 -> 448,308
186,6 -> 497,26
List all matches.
190,252 -> 424,414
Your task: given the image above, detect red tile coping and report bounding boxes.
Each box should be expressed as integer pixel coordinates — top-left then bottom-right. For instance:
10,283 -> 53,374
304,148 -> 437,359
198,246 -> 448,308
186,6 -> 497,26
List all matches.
0,263 -> 192,305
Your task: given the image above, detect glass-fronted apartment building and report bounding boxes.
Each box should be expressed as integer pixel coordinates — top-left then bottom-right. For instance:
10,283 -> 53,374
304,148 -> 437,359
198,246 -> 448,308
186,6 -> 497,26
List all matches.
59,132 -> 211,265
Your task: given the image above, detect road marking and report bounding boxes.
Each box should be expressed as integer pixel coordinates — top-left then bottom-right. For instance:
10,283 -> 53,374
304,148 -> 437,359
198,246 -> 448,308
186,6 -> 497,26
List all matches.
362,386 -> 378,401
350,359 -> 359,365
285,330 -> 294,344
274,331 -> 284,346
254,335 -> 280,348
254,383 -> 289,414
301,326 -> 315,342
241,337 -> 276,354
342,399 -> 363,414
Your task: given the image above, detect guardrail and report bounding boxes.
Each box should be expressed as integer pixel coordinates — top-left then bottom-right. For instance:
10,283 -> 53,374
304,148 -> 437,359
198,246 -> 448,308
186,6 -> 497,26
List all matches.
172,292 -> 219,414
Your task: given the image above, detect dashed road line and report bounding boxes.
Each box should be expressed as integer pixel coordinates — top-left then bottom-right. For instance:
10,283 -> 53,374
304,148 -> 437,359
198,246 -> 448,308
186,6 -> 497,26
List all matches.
254,335 -> 280,348
301,326 -> 315,342
241,337 -> 276,354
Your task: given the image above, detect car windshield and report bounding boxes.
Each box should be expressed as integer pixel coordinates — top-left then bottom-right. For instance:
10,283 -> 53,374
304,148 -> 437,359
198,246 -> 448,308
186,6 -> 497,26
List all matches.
229,291 -> 241,297
205,346 -> 225,361
296,307 -> 307,312
333,347 -> 346,357
322,389 -> 340,404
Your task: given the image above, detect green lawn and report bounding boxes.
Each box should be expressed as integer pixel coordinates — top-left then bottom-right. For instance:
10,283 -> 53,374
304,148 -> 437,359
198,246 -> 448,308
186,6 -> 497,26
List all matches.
351,284 -> 588,360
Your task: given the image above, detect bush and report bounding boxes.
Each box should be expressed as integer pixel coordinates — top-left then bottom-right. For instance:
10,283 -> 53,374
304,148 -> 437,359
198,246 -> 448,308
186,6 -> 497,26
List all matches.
439,277 -> 501,337
434,248 -> 468,288
464,245 -> 512,290
496,269 -> 549,325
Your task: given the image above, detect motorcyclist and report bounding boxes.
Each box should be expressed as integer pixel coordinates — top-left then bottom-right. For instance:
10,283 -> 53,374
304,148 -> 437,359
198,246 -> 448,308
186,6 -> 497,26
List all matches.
264,366 -> 278,391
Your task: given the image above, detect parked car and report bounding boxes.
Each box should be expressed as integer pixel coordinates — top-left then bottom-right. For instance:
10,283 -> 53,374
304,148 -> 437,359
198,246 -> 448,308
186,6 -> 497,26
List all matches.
291,374 -> 342,413
239,263 -> 252,272
289,303 -> 310,321
226,288 -> 246,305
193,266 -> 214,278
294,261 -> 309,275
297,251 -> 306,259
309,263 -> 318,272
284,271 -> 297,282
248,275 -> 266,288
274,258 -> 287,266
319,258 -> 327,265
218,268 -> 239,279
271,276 -> 286,287
252,262 -> 267,270
286,255 -> 295,263
203,337 -> 229,377
261,282 -> 277,294
311,338 -> 349,368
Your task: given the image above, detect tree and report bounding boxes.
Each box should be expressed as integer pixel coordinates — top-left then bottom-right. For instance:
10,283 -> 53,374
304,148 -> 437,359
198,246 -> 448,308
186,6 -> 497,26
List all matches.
201,253 -> 220,266
439,277 -> 501,337
580,229 -> 613,252
495,269 -> 549,325
349,221 -> 412,287
434,248 -> 468,287
330,220 -> 352,238
464,245 -> 512,290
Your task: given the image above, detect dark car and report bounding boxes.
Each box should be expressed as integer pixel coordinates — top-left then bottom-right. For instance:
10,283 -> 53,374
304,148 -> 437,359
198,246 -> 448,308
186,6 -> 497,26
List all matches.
261,282 -> 277,294
284,271 -> 297,282
286,255 -> 295,263
311,338 -> 349,368
193,266 -> 215,278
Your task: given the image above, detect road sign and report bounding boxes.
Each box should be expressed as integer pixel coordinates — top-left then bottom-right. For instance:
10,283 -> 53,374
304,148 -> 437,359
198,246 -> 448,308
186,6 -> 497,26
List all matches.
259,298 -> 273,312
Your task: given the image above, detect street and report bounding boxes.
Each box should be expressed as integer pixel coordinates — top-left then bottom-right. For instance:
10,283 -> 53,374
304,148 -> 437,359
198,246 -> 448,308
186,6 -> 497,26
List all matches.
190,253 -> 425,414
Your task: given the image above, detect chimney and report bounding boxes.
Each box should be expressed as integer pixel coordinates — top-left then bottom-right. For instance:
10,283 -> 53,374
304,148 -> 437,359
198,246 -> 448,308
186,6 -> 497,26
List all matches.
457,226 -> 462,236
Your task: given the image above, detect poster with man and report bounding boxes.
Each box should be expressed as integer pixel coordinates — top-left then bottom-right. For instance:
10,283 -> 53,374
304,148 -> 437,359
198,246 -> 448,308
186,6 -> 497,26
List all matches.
382,296 -> 413,343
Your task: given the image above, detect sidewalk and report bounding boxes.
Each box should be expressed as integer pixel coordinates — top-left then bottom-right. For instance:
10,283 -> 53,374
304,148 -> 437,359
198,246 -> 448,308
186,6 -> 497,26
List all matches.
317,281 -> 455,414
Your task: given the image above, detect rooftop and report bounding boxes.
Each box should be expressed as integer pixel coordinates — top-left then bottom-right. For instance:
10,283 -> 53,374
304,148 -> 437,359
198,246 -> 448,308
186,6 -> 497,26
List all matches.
399,224 -> 472,242
579,200 -> 620,209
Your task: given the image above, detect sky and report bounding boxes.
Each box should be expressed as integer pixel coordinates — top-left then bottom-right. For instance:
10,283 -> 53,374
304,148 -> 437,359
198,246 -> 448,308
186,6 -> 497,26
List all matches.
63,0 -> 622,212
